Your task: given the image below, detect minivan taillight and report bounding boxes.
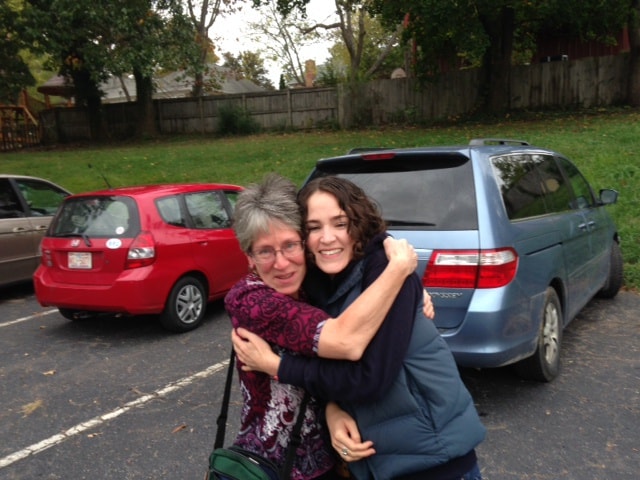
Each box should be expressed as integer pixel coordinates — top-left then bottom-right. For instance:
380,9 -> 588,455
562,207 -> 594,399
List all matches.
126,232 -> 156,269
422,248 -> 518,289
362,152 -> 396,161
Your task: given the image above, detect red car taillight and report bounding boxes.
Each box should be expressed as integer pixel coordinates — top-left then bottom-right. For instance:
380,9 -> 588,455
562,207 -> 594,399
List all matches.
41,247 -> 53,267
422,248 -> 518,289
125,231 -> 156,269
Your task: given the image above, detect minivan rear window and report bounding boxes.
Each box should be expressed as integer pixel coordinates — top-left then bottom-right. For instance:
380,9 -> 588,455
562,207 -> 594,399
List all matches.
312,154 -> 477,230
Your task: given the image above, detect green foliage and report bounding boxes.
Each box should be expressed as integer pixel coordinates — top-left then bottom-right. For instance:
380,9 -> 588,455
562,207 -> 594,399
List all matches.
369,0 -> 633,76
216,103 -> 261,136
106,1 -> 199,78
222,51 -> 274,90
0,1 -> 36,103
19,51 -> 57,103
371,0 -> 490,74
251,0 -> 311,18
316,62 -> 341,87
21,0 -> 198,96
532,0 -> 633,43
388,106 -> 419,125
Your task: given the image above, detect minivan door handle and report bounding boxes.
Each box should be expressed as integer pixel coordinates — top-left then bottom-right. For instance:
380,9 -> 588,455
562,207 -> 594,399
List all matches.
578,223 -> 588,231
12,227 -> 29,233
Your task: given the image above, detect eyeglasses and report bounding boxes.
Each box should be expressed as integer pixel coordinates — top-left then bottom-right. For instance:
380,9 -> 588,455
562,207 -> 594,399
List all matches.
250,241 -> 304,264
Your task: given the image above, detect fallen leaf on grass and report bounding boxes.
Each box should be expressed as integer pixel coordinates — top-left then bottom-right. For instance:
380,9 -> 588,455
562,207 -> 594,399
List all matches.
21,399 -> 43,417
42,370 -> 56,376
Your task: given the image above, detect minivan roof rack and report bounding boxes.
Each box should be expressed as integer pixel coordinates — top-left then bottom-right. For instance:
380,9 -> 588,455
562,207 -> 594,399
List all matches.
469,138 -> 530,146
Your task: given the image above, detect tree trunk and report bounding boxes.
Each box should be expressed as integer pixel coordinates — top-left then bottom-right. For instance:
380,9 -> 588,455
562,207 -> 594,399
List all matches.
133,69 -> 157,138
628,0 -> 640,106
70,70 -> 103,141
192,72 -> 204,97
478,7 -> 515,114
191,32 -> 208,98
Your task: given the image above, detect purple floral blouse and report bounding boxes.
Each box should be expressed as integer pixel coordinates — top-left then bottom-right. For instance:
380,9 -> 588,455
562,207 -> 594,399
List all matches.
224,273 -> 335,480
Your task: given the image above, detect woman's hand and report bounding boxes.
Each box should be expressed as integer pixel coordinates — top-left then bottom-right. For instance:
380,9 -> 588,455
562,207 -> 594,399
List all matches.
384,237 -> 435,319
423,289 -> 435,319
383,237 -> 418,276
231,327 -> 280,377
326,402 -> 375,462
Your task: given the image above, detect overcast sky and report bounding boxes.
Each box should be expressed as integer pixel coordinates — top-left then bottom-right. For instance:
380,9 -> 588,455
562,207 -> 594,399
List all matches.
214,0 -> 338,84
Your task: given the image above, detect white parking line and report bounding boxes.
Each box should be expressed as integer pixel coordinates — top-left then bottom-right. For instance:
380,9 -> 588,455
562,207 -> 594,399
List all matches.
0,360 -> 229,469
0,309 -> 58,328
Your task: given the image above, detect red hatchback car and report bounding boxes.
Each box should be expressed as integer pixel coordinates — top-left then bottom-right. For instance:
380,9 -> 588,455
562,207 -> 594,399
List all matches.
34,183 -> 247,332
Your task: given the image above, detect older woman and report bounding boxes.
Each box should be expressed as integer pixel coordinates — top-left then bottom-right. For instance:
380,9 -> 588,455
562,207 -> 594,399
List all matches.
224,174 -> 418,480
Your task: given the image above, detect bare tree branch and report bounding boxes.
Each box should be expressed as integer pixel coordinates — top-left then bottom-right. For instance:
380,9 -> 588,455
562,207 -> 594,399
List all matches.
300,22 -> 341,34
365,22 -> 403,77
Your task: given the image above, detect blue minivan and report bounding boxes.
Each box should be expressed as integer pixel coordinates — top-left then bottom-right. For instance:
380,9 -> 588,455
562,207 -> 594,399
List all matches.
305,139 -> 622,381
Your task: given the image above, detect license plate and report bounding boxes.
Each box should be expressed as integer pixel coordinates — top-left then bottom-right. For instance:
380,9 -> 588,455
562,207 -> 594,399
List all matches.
68,252 -> 92,269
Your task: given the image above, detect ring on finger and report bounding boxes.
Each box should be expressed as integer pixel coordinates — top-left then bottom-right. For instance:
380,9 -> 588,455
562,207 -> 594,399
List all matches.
341,447 -> 349,456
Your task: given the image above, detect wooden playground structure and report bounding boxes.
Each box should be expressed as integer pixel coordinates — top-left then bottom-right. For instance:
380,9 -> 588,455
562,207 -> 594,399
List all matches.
1,90 -> 44,152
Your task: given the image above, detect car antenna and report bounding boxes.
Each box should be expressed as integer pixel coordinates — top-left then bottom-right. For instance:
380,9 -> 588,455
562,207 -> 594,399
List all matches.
88,163 -> 112,190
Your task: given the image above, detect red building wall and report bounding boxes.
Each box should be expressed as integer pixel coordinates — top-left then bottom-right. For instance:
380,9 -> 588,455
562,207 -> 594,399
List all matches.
536,27 -> 629,62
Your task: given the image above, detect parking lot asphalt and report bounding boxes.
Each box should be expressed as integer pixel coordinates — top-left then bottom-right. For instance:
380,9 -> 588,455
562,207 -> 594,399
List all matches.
466,291 -> 640,480
0,285 -> 638,480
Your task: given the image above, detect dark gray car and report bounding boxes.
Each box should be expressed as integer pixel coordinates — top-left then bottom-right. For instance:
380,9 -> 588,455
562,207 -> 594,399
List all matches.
0,175 -> 70,287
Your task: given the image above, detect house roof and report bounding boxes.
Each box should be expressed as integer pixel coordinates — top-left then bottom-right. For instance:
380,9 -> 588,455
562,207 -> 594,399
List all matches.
37,75 -> 75,98
38,65 -> 265,103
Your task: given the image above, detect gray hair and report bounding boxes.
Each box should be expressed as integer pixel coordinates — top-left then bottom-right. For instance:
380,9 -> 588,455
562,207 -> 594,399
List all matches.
233,174 -> 301,253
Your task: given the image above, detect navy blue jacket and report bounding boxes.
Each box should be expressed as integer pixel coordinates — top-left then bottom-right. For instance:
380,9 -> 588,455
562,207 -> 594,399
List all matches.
278,234 -> 486,479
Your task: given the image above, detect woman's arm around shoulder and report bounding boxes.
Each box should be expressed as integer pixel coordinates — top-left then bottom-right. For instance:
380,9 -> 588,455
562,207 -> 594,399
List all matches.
317,237 -> 417,360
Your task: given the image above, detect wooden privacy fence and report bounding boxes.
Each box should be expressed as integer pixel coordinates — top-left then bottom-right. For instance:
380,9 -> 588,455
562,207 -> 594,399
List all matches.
157,87 -> 339,134
509,55 -> 628,108
39,54 -> 629,144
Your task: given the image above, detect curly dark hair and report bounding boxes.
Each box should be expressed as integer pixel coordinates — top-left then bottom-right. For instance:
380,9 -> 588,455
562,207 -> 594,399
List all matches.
297,176 -> 386,262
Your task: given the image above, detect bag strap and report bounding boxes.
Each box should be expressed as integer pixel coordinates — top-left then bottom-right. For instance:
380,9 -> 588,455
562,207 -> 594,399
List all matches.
281,390 -> 310,478
213,348 -> 237,450
213,346 -> 310,479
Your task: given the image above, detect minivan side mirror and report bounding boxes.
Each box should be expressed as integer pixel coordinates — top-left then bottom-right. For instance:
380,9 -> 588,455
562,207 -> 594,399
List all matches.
599,189 -> 619,205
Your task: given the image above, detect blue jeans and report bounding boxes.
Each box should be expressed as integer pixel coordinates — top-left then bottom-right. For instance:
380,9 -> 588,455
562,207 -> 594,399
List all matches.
460,462 -> 482,480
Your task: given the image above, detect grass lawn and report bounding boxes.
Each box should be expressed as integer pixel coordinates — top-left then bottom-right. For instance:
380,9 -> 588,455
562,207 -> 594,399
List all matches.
2,108 -> 638,290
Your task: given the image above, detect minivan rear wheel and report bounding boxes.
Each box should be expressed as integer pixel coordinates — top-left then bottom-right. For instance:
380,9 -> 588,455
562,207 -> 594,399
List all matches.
596,241 -> 623,299
514,287 -> 562,382
160,276 -> 206,333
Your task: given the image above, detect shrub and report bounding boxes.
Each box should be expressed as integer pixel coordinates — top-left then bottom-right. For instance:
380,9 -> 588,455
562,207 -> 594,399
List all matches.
217,104 -> 260,136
